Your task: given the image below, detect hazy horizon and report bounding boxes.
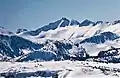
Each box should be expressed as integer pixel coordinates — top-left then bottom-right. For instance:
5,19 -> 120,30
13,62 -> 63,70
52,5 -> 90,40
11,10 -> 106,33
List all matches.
0,0 -> 120,31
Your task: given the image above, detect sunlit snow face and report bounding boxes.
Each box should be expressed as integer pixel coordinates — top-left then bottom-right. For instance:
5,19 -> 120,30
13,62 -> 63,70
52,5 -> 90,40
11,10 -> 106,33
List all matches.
38,32 -> 46,38
22,49 -> 31,54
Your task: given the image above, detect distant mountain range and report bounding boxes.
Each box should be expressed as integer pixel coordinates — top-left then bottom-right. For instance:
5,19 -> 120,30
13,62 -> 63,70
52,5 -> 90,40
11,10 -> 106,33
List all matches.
16,18 -> 120,36
0,17 -> 120,63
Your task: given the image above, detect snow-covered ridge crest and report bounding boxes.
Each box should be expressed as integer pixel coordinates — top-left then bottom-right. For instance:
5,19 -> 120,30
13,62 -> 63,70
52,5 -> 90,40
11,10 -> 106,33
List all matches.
0,26 -> 13,35
19,23 -> 120,43
16,18 -> 120,37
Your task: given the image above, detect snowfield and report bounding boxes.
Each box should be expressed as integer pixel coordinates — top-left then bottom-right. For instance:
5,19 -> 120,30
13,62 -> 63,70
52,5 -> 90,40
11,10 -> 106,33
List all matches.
0,61 -> 120,78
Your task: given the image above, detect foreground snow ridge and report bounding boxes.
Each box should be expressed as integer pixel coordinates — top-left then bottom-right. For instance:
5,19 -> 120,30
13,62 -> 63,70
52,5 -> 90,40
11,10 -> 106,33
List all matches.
0,61 -> 120,78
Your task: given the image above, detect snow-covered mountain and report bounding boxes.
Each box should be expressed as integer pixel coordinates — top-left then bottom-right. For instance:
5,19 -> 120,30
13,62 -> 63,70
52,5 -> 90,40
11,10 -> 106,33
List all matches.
0,34 -> 43,61
1,18 -> 120,63
16,28 -> 27,34
16,18 -> 109,36
1,18 -> 120,78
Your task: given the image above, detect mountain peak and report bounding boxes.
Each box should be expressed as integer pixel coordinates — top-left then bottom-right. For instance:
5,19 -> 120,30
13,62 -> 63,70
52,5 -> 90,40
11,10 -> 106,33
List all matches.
61,17 -> 69,20
0,26 -> 5,29
16,28 -> 28,34
112,20 -> 120,25
0,26 -> 13,35
17,17 -> 120,37
80,19 -> 94,26
70,19 -> 80,26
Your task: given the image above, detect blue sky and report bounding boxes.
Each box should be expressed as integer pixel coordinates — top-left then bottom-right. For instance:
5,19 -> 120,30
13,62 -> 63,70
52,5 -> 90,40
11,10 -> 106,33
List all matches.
0,0 -> 120,31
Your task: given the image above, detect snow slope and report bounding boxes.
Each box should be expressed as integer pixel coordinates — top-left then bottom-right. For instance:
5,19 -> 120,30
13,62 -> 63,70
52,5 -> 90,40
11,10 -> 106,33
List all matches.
0,61 -> 120,78
18,23 -> 120,43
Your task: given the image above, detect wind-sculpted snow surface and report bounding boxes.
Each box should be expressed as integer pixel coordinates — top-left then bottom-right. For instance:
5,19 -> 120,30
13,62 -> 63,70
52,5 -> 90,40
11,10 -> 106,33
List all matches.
1,61 -> 120,78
